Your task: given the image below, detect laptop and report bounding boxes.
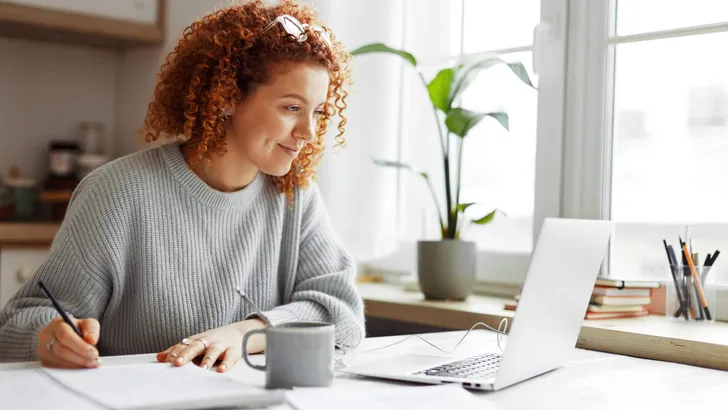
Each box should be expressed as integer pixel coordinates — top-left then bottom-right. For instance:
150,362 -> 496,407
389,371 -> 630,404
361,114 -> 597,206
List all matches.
340,217 -> 612,391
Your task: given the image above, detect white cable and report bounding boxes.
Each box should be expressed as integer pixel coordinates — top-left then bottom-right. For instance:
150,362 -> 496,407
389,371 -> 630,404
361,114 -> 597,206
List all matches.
235,288 -> 510,368
334,319 -> 509,368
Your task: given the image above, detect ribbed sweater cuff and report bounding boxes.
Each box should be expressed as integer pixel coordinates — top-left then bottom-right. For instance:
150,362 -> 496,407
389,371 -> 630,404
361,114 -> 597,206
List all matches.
250,308 -> 298,327
248,301 -> 328,327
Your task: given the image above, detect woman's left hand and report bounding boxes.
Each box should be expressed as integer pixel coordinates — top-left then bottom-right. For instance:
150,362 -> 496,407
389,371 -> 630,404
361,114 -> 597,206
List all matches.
156,318 -> 266,372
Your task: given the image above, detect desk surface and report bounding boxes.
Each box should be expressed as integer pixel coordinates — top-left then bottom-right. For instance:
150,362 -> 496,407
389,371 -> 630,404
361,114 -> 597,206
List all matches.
2,331 -> 727,409
359,282 -> 728,371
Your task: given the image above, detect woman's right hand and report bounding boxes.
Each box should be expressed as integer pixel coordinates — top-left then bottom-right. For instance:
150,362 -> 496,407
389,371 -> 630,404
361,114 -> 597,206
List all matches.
37,317 -> 102,368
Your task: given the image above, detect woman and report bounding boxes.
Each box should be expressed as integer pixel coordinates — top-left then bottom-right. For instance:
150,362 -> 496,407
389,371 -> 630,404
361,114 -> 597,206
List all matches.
0,0 -> 365,372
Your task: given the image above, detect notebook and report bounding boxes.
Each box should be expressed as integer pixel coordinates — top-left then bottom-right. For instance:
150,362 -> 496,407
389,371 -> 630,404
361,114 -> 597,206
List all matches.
592,286 -> 651,297
585,310 -> 649,320
590,295 -> 651,305
594,278 -> 660,289
587,304 -> 647,313
1,363 -> 284,410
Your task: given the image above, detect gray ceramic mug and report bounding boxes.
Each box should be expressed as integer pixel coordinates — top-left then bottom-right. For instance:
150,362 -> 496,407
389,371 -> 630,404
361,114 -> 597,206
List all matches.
242,321 -> 335,389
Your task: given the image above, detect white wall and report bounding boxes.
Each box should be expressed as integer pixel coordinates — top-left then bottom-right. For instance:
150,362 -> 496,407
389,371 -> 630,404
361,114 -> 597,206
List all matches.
0,37 -> 118,182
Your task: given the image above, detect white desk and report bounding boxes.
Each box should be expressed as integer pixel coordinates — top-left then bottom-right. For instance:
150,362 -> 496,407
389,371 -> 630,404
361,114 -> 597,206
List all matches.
2,330 -> 727,409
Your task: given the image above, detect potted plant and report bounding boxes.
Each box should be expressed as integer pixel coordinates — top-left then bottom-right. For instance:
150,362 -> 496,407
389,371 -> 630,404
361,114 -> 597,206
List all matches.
351,43 -> 535,300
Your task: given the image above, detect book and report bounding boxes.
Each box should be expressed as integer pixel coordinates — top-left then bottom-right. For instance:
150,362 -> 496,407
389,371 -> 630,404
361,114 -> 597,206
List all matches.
585,310 -> 649,320
595,278 -> 660,289
592,286 -> 651,297
590,295 -> 651,305
587,304 -> 648,313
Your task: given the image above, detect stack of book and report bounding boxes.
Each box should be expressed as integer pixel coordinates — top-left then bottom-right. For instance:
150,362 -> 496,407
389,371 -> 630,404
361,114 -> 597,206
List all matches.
585,278 -> 659,319
503,278 -> 661,319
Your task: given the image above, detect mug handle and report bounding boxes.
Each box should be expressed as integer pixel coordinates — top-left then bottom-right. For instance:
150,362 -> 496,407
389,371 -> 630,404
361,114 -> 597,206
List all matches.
242,328 -> 267,371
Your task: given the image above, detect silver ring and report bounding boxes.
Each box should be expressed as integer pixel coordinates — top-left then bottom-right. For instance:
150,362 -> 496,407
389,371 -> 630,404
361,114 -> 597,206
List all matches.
197,339 -> 208,349
46,337 -> 56,352
169,353 -> 178,358
181,338 -> 191,345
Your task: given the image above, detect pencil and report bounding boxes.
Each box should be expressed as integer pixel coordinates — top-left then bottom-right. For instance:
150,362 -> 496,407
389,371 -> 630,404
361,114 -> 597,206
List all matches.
680,238 -> 712,321
38,281 -> 83,338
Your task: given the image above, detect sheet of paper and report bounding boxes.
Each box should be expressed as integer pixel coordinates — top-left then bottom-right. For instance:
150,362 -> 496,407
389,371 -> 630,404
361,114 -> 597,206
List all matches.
0,368 -> 98,410
44,362 -> 284,410
287,383 -> 489,410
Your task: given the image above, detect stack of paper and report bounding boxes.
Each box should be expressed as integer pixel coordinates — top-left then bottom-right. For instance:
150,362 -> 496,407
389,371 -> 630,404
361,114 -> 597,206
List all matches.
0,363 -> 284,410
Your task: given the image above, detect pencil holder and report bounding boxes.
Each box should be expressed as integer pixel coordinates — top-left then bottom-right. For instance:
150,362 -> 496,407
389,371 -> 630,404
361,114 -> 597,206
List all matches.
666,264 -> 716,322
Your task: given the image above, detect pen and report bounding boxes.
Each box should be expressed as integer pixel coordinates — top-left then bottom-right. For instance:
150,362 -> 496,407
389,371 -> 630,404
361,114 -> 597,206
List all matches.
701,250 -> 720,287
680,237 -> 712,320
663,241 -> 686,319
38,281 -> 83,338
709,250 -> 720,266
691,252 -> 704,320
701,253 -> 712,286
680,242 -> 692,319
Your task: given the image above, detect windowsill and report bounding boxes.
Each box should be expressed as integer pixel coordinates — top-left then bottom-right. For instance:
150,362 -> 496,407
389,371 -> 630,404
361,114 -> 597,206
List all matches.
358,282 -> 728,371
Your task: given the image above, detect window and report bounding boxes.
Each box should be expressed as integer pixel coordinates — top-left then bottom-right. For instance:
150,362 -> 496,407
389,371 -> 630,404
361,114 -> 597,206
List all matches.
563,0 -> 728,285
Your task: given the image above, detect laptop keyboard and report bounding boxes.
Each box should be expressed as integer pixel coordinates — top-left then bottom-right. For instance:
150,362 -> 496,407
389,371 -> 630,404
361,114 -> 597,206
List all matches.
414,353 -> 501,379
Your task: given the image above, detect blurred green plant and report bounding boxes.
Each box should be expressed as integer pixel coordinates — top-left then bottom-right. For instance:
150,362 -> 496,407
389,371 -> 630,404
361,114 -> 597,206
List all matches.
351,43 -> 536,239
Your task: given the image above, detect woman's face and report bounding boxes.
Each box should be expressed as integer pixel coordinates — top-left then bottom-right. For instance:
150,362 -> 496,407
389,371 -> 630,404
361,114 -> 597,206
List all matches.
225,62 -> 330,177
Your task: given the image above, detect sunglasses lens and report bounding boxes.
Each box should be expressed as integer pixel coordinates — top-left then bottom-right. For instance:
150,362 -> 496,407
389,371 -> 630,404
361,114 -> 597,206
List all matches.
280,17 -> 306,41
309,25 -> 331,46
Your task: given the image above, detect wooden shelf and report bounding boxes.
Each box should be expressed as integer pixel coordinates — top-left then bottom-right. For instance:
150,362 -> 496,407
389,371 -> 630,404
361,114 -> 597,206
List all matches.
0,1 -> 165,50
358,282 -> 728,371
0,222 -> 60,248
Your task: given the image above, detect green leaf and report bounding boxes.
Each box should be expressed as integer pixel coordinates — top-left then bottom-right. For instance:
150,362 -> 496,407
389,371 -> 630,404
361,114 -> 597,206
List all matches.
507,62 -> 534,88
373,159 -> 428,179
350,43 -> 417,67
446,109 -> 510,137
427,68 -> 455,112
446,108 -> 485,137
472,209 -> 497,225
456,202 -> 476,212
486,112 -> 510,131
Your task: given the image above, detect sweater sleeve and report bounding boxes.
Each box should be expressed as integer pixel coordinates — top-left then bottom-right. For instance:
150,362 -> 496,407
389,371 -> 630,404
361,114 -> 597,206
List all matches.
0,177 -> 113,362
257,183 -> 366,348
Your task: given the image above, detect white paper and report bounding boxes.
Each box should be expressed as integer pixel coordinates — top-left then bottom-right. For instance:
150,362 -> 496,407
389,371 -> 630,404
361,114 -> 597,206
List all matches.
0,368 -> 98,410
44,362 -> 284,410
287,383 -> 488,410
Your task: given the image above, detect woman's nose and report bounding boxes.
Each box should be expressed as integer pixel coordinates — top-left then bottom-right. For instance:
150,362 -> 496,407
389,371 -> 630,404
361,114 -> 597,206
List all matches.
295,120 -> 316,142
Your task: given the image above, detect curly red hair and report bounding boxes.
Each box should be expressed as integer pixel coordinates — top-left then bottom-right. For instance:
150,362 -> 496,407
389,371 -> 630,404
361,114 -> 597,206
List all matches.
141,0 -> 350,198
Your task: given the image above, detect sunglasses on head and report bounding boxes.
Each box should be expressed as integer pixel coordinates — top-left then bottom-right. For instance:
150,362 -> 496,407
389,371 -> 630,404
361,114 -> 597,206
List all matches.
257,14 -> 331,47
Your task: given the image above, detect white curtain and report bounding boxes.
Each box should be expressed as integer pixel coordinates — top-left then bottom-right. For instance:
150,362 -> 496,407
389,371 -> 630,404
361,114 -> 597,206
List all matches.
310,0 -> 407,260
312,0 -> 463,264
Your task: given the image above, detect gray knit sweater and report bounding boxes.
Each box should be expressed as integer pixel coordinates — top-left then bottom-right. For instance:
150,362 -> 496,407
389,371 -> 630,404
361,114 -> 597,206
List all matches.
0,142 -> 365,362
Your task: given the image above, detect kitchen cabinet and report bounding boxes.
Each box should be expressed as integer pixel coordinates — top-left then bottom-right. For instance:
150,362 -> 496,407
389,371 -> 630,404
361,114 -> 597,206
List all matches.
0,0 -> 165,49
0,247 -> 49,308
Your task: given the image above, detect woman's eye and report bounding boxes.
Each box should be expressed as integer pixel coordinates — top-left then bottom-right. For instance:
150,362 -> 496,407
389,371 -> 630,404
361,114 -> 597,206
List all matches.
285,105 -> 300,113
314,110 -> 324,117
